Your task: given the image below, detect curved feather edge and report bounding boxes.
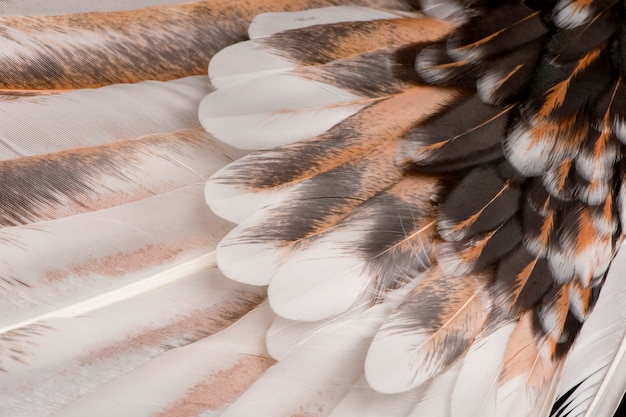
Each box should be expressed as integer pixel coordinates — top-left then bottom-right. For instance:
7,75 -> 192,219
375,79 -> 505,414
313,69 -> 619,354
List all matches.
247,6 -> 411,39
327,375 -> 420,417
209,8 -> 421,89
199,73 -> 368,150
450,323 -> 516,417
552,242 -> 626,417
220,299 -> 401,417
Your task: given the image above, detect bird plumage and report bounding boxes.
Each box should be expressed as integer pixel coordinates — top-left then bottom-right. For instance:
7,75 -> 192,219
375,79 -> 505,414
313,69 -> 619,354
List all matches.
1,1 -> 625,416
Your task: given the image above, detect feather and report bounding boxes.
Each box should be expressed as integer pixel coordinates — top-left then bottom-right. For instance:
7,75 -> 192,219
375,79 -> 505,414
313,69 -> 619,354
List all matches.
450,323 -> 517,417
327,376 -> 420,417
365,267 -> 492,393
0,184 -> 233,329
1,269 -> 266,417
205,85 -> 454,224
248,5 -> 411,39
219,304 -> 388,417
405,361 -> 463,417
199,73 -> 368,150
36,302 -> 273,417
492,312 -> 564,417
202,2 -> 626,413
552,242 -> 626,417
0,129 -> 231,225
4,1 -> 626,417
0,76 -> 211,159
0,0 -> 408,91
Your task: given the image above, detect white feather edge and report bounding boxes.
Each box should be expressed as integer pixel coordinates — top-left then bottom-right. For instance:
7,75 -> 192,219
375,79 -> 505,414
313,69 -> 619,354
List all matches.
209,7 -> 416,89
205,163 -> 291,224
554,242 -> 626,417
219,299 -> 399,417
209,41 -> 296,90
450,323 -> 516,417
198,73 -> 367,150
0,75 -> 210,160
247,6 -> 411,39
266,295 -> 398,361
216,204 -> 395,321
328,375 -> 420,417
267,229 -> 373,321
406,361 -> 463,417
267,296 -> 422,416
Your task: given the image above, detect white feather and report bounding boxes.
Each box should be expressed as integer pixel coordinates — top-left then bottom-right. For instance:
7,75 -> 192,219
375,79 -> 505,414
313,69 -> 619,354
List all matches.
198,73 -> 366,150
204,159 -> 291,224
266,294 -> 400,361
220,316 -> 371,416
41,303 -> 274,417
406,361 -> 463,417
328,376 -> 420,417
0,76 -> 211,159
209,41 -> 296,89
554,243 -> 626,417
215,212 -> 286,287
552,1 -> 591,29
1,268 -> 263,417
419,0 -> 468,24
0,184 -> 232,328
267,229 -> 372,321
248,6 -> 408,39
451,324 -> 516,417
503,121 -> 555,177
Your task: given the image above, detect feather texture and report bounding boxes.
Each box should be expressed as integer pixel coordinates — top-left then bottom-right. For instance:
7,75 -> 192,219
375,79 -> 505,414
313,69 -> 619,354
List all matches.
202,2 -> 626,416
3,1 -> 626,417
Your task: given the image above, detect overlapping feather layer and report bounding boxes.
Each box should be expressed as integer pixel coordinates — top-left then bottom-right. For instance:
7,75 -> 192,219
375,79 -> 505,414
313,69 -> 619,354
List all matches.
203,1 -> 626,416
0,1 -> 425,416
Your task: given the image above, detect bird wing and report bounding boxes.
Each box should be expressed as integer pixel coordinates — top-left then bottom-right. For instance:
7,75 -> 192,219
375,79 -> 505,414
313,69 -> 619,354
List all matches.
1,1 -> 625,417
